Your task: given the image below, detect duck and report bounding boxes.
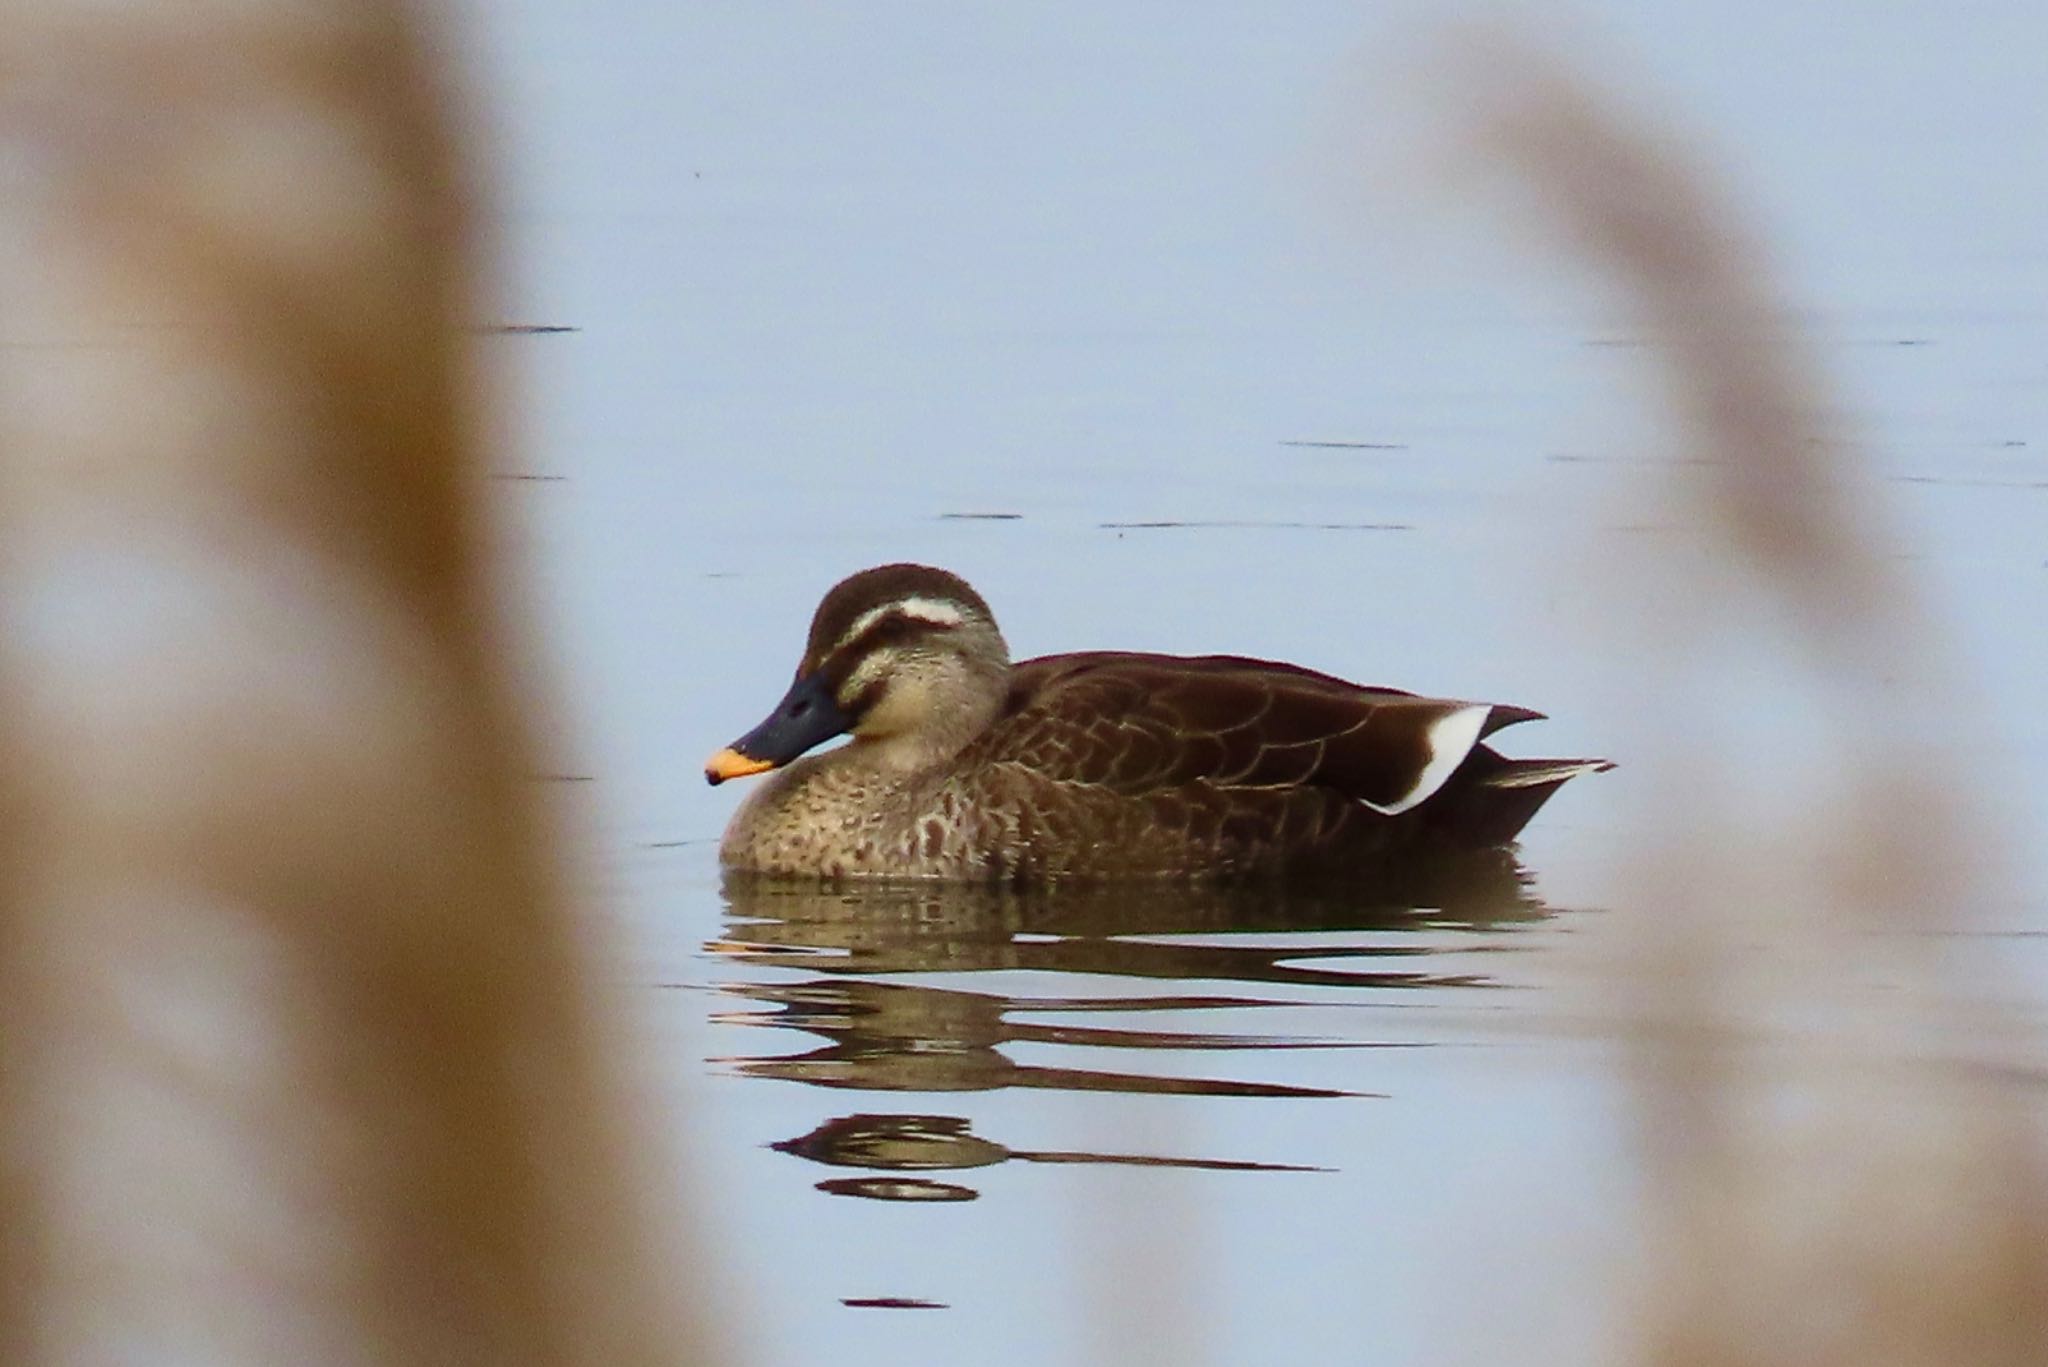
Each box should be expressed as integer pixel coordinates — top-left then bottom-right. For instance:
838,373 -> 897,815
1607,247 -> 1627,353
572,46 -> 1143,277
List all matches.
705,563 -> 1610,882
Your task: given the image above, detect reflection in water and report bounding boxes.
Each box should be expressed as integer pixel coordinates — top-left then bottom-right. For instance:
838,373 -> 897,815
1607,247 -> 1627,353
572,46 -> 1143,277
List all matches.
817,1176 -> 979,1202
783,1113 -> 1323,1201
714,856 -> 1544,981
714,979 -> 1375,1098
709,862 -> 1557,1193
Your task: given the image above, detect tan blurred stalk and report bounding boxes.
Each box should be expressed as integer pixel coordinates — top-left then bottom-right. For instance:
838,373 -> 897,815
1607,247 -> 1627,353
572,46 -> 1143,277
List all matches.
1451,34 -> 2048,1367
0,4 -> 716,1363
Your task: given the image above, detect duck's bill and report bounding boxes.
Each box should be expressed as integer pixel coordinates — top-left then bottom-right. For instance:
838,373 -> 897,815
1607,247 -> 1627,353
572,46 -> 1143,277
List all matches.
704,747 -> 777,784
704,673 -> 854,786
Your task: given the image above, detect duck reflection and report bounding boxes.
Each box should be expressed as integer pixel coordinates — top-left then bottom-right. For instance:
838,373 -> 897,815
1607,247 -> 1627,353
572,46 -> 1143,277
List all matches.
779,1113 -> 1324,1202
712,867 -> 1556,1198
712,860 -> 1550,1100
713,855 -> 1544,983
713,978 -> 1374,1098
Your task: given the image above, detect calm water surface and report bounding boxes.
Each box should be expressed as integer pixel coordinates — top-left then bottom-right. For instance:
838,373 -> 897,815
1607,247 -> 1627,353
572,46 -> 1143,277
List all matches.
472,3 -> 2046,1363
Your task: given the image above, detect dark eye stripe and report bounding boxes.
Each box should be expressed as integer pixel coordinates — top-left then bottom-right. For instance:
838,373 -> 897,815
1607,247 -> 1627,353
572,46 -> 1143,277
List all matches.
840,605 -> 963,648
840,676 -> 888,720
809,610 -> 950,679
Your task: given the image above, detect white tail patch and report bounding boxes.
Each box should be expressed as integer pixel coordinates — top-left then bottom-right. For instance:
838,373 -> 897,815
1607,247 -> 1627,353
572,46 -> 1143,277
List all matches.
843,596 -> 967,644
1361,704 -> 1492,816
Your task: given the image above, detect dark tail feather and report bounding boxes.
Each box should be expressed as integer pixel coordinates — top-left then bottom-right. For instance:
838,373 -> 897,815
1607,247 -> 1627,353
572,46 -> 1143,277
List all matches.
1426,750 -> 1614,846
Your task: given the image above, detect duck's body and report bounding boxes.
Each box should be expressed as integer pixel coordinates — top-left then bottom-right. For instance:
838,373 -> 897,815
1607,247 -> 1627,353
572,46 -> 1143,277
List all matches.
708,565 -> 1609,883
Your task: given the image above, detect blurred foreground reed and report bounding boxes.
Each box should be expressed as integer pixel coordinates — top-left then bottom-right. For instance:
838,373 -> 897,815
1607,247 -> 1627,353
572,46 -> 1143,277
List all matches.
0,5 -> 713,1363
1455,36 -> 2047,1367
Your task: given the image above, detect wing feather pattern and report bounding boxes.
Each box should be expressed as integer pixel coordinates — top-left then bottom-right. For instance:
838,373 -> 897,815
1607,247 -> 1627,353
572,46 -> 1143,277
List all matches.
974,652 -> 1528,811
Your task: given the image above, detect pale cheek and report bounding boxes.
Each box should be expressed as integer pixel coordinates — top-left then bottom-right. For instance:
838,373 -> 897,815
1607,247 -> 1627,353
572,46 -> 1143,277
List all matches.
852,679 -> 932,738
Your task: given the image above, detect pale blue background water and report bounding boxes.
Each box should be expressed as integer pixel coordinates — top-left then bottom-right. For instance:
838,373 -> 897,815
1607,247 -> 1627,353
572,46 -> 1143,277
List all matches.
462,4 -> 2045,1363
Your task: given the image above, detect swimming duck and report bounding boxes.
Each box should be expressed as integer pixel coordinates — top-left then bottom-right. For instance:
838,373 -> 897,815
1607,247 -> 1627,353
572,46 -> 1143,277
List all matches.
706,564 -> 1609,881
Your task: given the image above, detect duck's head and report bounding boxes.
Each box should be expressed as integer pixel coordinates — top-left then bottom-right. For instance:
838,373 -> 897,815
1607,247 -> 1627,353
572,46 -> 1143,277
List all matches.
705,563 -> 1012,784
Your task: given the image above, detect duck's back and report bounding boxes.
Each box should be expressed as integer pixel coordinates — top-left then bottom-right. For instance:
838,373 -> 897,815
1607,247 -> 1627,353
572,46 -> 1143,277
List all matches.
929,652 -> 1598,881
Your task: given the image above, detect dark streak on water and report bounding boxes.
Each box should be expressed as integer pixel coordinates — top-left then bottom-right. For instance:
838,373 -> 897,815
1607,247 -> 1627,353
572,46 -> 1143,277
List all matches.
1583,336 -> 1934,348
1278,440 -> 1410,450
1546,452 -> 1723,466
480,323 -> 582,334
840,1297 -> 950,1311
1888,475 -> 2048,489
1099,520 -> 1414,531
939,512 -> 1025,521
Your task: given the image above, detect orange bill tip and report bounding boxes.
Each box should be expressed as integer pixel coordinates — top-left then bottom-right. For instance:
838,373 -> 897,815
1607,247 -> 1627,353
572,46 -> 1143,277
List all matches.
705,747 -> 777,785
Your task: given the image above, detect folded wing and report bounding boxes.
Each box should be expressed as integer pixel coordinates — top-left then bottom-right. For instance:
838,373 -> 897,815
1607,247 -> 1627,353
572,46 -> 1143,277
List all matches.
977,652 -> 1540,815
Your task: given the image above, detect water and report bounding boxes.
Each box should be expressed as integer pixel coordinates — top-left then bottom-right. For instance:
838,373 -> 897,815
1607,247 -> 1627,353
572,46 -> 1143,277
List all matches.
469,3 -> 2046,1362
